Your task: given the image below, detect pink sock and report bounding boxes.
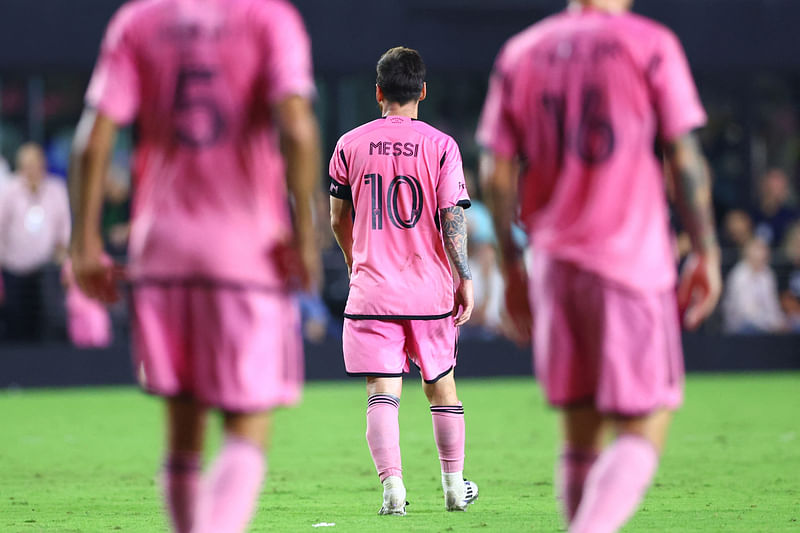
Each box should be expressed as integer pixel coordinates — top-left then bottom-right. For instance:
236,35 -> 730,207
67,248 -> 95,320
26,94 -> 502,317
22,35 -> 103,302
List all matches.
430,404 -> 465,473
556,446 -> 599,524
569,435 -> 658,533
162,451 -> 202,533
366,394 -> 402,481
194,436 -> 266,533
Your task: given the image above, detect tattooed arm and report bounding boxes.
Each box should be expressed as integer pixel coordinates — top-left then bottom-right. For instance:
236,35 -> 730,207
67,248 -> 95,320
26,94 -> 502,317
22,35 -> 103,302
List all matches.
440,206 -> 474,326
440,206 -> 472,281
666,131 -> 722,329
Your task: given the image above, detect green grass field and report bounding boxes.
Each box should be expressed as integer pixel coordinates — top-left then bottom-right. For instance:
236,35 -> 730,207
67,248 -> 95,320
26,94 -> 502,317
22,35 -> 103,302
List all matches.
1,374 -> 798,532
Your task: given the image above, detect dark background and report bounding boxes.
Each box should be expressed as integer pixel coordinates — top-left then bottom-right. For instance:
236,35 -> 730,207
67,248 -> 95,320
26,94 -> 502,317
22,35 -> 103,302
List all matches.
1,0 -> 799,73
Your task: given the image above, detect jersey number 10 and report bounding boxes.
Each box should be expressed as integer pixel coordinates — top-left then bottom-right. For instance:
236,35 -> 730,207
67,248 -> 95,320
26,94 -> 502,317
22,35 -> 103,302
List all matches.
364,174 -> 424,230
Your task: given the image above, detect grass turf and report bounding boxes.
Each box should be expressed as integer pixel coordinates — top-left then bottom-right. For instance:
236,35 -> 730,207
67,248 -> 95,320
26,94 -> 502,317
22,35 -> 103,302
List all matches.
1,373 -> 798,532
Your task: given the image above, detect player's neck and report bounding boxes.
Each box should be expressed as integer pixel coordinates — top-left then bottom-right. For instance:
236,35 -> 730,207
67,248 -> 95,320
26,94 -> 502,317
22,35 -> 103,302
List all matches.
381,102 -> 419,120
568,0 -> 630,13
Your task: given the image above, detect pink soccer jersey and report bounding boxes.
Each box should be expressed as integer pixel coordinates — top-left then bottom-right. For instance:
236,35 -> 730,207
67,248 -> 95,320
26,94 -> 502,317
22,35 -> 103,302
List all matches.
477,6 -> 707,292
86,0 -> 315,287
329,116 -> 470,318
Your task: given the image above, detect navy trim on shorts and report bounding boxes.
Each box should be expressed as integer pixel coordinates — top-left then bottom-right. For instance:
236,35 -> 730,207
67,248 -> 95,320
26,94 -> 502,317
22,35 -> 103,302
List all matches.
343,311 -> 453,320
346,371 -> 405,379
423,366 -> 454,384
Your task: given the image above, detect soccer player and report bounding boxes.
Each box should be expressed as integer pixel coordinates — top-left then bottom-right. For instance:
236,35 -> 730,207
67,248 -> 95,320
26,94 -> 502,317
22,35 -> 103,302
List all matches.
329,47 -> 479,516
477,1 -> 722,532
69,1 -> 321,532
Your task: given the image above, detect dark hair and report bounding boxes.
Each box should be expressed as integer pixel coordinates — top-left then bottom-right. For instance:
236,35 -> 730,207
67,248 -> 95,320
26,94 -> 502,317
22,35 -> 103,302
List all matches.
376,47 -> 426,105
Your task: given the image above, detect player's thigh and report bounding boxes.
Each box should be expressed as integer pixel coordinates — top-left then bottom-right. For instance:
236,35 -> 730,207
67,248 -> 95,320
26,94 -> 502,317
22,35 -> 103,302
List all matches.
530,253 -> 602,407
405,317 -> 458,384
189,288 -> 303,413
342,318 -> 407,377
130,285 -> 190,396
597,286 -> 684,416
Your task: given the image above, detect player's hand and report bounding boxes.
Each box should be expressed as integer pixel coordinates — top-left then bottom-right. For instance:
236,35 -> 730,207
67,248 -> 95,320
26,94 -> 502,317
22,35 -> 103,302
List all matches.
297,238 -> 322,292
503,259 -> 532,345
70,236 -> 125,304
678,248 -> 722,330
274,238 -> 322,293
453,278 -> 474,327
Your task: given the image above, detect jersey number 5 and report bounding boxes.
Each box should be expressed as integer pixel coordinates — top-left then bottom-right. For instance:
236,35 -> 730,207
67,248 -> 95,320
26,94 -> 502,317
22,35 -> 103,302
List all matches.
173,66 -> 226,148
364,174 -> 424,230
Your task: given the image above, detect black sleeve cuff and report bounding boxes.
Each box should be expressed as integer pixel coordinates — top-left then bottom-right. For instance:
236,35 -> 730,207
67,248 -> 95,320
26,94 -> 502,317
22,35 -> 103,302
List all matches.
329,177 -> 352,201
456,199 -> 472,209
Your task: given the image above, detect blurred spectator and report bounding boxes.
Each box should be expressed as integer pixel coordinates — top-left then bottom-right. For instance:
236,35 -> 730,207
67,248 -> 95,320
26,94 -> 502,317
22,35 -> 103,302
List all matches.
722,238 -> 787,334
0,156 -> 11,192
102,164 -> 131,255
0,143 -> 71,341
778,222 -> 800,332
751,168 -> 798,246
464,170 -> 503,334
62,259 -> 112,348
721,209 -> 754,250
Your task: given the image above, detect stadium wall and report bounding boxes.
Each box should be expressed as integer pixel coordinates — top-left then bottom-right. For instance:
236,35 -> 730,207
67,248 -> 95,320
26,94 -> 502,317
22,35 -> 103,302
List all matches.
2,335 -> 798,389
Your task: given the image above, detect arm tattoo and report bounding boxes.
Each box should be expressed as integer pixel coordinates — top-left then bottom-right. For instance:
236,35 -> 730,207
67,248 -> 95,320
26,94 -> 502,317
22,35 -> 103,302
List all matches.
667,133 -> 719,252
440,206 -> 472,280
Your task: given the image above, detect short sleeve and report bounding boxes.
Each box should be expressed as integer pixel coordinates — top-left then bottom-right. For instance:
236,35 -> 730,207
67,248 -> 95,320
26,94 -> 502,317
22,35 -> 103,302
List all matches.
436,138 -> 470,210
648,29 -> 707,142
261,1 -> 316,105
475,47 -> 519,158
328,139 -> 352,201
85,5 -> 140,125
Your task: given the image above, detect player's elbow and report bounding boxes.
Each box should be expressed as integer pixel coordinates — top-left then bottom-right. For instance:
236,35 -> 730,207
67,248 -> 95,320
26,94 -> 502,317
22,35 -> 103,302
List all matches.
281,116 -> 317,151
330,209 -> 347,233
278,98 -> 319,152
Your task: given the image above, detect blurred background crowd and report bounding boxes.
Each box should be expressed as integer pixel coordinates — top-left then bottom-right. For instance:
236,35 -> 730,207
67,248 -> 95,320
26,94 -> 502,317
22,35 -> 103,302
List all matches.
1,1 -> 800,347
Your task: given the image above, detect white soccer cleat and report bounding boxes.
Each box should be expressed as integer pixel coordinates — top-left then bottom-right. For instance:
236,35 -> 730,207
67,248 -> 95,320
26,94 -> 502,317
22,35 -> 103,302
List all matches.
378,475 -> 407,516
445,479 -> 479,512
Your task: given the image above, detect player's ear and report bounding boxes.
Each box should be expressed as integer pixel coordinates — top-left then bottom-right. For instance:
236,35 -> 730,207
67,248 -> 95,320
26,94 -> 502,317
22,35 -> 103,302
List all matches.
418,82 -> 427,102
376,85 -> 383,106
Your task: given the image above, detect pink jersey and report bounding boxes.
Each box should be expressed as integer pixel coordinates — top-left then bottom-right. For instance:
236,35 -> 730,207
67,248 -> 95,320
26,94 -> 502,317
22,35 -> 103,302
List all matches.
329,116 -> 470,318
86,0 -> 315,288
477,7 -> 706,292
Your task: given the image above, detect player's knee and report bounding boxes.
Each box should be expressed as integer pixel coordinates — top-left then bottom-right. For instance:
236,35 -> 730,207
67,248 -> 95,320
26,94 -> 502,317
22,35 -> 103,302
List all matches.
423,375 -> 458,405
366,377 -> 403,398
222,411 -> 271,449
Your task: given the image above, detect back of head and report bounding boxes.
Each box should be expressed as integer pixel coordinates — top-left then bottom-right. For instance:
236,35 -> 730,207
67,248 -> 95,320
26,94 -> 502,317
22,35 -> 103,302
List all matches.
376,47 -> 426,105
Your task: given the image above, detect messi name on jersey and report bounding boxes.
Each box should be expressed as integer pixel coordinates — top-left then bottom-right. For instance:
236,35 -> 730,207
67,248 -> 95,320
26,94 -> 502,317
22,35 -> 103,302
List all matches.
369,141 -> 420,157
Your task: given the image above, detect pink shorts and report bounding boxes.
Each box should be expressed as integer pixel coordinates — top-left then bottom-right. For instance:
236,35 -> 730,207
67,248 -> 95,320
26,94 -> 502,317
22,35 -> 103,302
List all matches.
343,317 -> 458,383
131,285 -> 303,412
531,252 -> 684,416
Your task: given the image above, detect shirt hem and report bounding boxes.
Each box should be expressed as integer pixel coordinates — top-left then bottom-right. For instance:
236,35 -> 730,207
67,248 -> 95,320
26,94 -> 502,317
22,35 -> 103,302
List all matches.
343,312 -> 453,321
